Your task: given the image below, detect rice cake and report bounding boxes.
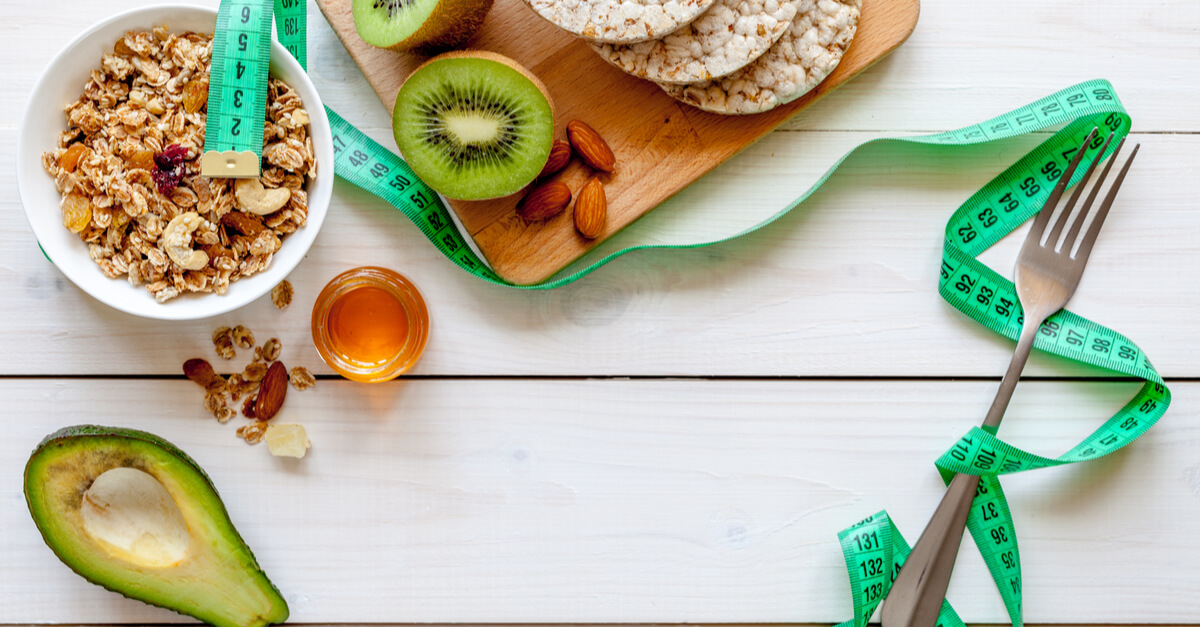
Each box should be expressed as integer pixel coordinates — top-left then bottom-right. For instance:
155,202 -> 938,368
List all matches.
591,0 -> 798,84
521,0 -> 716,44
660,0 -> 860,114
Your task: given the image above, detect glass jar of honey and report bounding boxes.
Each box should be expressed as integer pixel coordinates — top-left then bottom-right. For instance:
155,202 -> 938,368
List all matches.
311,267 -> 429,383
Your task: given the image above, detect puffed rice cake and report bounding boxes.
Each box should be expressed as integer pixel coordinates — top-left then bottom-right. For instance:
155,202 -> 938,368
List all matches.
660,0 -> 860,114
522,0 -> 717,43
591,0 -> 799,84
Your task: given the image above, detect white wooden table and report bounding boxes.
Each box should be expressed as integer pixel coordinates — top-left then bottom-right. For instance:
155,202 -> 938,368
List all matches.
3,1 -> 1198,625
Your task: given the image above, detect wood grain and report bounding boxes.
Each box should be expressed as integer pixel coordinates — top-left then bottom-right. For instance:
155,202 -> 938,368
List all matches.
314,0 -> 920,284
3,379 -> 1197,623
3,130 -> 1197,377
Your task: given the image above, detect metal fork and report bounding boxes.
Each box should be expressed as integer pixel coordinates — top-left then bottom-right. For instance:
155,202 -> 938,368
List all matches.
880,128 -> 1140,627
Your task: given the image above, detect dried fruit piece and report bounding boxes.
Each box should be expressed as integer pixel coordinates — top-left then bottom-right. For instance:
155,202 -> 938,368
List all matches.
58,144 -> 89,173
261,338 -> 282,362
151,144 -> 190,195
516,180 -> 571,221
220,211 -> 266,236
254,361 -> 288,421
538,140 -> 572,178
61,193 -> 93,234
113,37 -> 135,57
573,177 -> 607,239
289,366 -> 316,391
265,424 -> 311,458
231,325 -> 255,350
181,78 -> 209,113
567,120 -> 615,173
128,149 -> 156,171
271,280 -> 293,309
154,144 -> 189,169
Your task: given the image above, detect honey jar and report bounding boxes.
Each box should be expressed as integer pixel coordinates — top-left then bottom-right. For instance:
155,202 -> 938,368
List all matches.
311,267 -> 429,383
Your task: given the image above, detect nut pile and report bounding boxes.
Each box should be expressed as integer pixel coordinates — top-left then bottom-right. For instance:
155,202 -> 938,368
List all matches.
184,322 -> 314,457
41,27 -> 315,302
517,119 -> 613,240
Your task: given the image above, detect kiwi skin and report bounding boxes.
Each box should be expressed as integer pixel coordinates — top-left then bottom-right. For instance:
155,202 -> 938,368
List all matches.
373,0 -> 495,53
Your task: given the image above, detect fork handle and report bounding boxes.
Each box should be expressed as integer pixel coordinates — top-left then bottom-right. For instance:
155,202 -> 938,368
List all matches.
881,318 -> 1043,627
982,314 -> 1042,430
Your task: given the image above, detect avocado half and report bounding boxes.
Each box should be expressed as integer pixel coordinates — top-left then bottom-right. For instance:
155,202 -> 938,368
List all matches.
24,425 -> 289,627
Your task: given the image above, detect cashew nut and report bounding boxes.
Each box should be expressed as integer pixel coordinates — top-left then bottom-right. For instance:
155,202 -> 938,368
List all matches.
162,212 -> 209,271
234,179 -> 291,215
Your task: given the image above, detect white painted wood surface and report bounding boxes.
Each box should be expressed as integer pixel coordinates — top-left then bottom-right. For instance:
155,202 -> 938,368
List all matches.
1,0 -> 1197,625
3,380 -> 1199,624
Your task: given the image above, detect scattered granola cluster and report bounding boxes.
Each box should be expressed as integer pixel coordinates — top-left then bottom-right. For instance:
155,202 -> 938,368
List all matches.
42,27 -> 315,303
184,323 -> 314,457
271,279 -> 294,309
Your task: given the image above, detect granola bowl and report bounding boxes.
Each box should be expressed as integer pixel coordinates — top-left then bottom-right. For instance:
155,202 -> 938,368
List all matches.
17,4 -> 333,320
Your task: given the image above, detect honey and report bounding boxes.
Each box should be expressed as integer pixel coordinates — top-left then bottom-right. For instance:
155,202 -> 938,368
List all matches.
311,267 -> 429,382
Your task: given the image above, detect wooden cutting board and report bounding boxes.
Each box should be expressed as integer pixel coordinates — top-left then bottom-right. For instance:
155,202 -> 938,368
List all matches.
316,0 -> 919,285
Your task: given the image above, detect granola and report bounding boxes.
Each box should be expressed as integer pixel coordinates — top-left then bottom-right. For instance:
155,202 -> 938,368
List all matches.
184,324 -> 317,452
270,280 -> 293,309
41,27 -> 315,303
289,366 -> 316,391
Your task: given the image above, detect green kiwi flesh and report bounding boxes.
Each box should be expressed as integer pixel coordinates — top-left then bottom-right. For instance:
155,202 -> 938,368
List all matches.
393,53 -> 555,201
353,0 -> 494,53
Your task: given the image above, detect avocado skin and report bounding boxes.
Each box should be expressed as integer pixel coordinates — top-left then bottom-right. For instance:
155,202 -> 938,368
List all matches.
24,425 -> 289,627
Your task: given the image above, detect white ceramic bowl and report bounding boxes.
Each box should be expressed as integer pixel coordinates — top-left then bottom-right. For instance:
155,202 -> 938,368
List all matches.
17,4 -> 334,320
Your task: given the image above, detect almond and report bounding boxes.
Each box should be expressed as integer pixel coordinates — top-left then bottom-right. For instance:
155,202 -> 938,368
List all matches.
538,140 -> 572,178
254,361 -> 288,421
516,181 -> 571,221
574,177 -> 607,239
221,210 -> 266,236
567,120 -> 615,173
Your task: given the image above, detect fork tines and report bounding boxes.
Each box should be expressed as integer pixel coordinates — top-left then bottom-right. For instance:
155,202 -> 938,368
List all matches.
1029,128 -> 1140,261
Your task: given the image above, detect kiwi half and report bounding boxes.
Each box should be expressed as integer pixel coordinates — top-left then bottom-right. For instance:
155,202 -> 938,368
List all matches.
392,51 -> 555,201
353,0 -> 494,53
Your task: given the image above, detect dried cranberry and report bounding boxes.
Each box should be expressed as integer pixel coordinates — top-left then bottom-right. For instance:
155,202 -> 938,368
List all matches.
151,144 -> 190,194
152,168 -> 184,195
154,144 -> 189,169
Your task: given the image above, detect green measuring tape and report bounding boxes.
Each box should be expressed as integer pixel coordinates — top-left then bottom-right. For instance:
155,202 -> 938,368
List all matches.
827,86 -> 1168,627
200,1 -> 1166,621
201,0 -> 307,177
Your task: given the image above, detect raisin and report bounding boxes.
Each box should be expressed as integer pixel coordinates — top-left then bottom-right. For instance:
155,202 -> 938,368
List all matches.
61,193 -> 93,233
58,144 -> 89,173
182,79 -> 209,114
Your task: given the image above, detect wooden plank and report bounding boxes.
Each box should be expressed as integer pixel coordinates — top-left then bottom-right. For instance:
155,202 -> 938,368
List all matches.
2,129 -> 1196,378
315,0 -> 920,284
1,379 -> 1195,623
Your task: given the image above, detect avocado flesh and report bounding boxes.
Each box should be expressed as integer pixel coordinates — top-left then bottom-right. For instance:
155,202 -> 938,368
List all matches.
24,425 -> 289,627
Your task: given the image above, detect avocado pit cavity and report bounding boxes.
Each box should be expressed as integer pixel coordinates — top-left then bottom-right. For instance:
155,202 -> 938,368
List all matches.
80,467 -> 190,568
